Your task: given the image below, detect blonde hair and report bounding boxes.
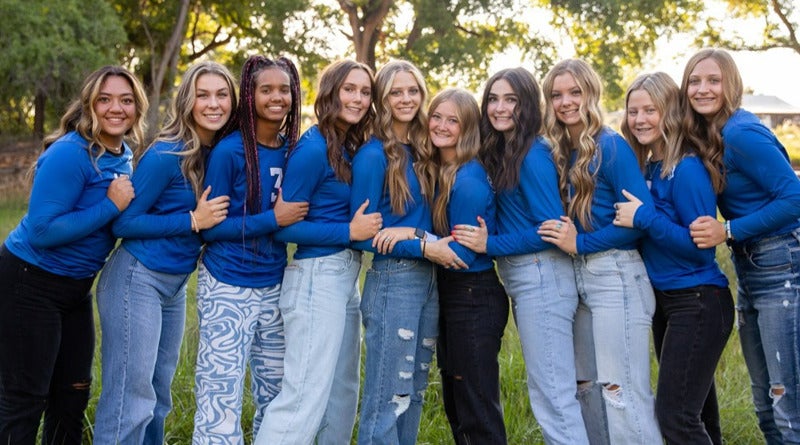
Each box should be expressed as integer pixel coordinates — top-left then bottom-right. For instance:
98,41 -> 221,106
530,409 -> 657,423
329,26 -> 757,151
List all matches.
43,66 -> 148,162
429,88 -> 481,236
621,72 -> 688,178
680,48 -> 740,193
151,61 -> 238,197
373,60 -> 434,214
542,59 -> 604,230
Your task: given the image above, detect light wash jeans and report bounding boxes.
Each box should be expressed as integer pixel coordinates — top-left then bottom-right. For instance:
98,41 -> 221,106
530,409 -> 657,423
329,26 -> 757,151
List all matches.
93,245 -> 188,445
573,248 -> 661,445
357,258 -> 438,445
254,249 -> 362,445
496,250 -> 589,445
192,264 -> 284,445
733,228 -> 800,444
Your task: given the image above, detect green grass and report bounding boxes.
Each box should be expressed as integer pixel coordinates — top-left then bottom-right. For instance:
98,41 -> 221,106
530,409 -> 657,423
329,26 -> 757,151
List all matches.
0,189 -> 763,444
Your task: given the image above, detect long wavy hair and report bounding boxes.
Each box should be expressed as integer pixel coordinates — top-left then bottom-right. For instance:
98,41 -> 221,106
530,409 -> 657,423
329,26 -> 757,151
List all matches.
479,67 -> 543,192
147,61 -> 238,197
429,88 -> 481,236
234,56 -> 301,215
542,59 -> 605,230
43,65 -> 148,161
373,60 -> 435,214
680,48 -> 740,193
314,59 -> 375,183
621,72 -> 688,178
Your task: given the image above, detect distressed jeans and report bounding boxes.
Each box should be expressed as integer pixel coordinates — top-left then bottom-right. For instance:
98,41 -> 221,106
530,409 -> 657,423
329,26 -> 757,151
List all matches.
357,258 -> 438,445
0,245 -> 95,445
573,248 -> 661,445
734,228 -> 800,445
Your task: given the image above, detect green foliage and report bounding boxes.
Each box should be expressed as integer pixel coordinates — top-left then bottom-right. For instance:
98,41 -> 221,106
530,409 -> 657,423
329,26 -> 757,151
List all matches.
698,0 -> 799,56
546,0 -> 702,104
0,0 -> 126,134
775,122 -> 800,166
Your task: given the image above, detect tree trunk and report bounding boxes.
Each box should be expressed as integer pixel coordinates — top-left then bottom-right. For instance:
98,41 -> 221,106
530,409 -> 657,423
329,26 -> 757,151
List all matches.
33,88 -> 45,140
339,0 -> 393,70
144,0 -> 191,142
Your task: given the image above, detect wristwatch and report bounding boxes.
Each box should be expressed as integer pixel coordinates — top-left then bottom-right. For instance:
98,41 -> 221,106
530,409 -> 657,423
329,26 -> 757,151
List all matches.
414,227 -> 427,240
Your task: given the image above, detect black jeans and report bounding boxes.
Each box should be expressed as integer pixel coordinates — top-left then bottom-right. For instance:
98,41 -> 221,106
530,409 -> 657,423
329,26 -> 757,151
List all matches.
437,267 -> 509,445
0,245 -> 95,445
653,285 -> 734,445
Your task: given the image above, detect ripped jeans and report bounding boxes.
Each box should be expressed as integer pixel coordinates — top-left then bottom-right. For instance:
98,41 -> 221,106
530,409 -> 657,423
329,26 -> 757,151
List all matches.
733,228 -> 800,445
573,248 -> 661,445
0,245 -> 95,445
357,258 -> 438,445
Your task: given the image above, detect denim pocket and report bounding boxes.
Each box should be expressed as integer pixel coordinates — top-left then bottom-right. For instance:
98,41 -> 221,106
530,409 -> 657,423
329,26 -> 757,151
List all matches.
279,262 -> 305,314
316,254 -> 350,275
748,244 -> 793,271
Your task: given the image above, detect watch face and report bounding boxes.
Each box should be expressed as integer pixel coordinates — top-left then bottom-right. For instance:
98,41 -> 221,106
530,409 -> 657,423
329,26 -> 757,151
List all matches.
415,228 -> 425,239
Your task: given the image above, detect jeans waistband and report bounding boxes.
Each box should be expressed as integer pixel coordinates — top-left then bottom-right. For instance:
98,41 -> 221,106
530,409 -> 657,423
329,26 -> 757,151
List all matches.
731,227 -> 800,256
0,243 -> 95,288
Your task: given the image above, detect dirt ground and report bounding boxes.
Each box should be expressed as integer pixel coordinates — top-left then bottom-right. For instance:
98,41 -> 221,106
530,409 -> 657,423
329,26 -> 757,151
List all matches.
0,139 -> 39,196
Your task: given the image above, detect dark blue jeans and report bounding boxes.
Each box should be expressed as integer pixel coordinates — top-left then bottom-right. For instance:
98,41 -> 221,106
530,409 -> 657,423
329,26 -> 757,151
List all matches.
0,245 -> 95,445
437,267 -> 509,445
653,285 -> 734,445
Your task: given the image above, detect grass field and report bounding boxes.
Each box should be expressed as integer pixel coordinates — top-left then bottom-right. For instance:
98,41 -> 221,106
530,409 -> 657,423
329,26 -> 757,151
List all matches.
0,187 -> 765,444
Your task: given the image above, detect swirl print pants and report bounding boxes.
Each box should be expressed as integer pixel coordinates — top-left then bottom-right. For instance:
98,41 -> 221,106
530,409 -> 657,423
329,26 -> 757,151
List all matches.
192,264 -> 284,445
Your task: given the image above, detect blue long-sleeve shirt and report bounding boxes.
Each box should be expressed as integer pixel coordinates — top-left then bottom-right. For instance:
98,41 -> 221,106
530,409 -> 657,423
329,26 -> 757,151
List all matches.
200,130 -> 287,288
719,109 -> 800,243
573,128 -> 652,254
4,131 -> 131,279
350,136 -> 432,261
487,136 -> 564,257
273,125 -> 352,259
112,140 -> 203,275
445,159 -> 495,272
633,156 -> 728,290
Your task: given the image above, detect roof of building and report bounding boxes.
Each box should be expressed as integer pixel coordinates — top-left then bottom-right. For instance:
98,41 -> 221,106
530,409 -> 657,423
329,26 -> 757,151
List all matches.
742,94 -> 800,115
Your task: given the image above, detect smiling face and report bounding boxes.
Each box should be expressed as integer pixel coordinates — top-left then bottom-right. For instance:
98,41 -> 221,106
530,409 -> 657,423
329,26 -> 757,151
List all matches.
626,89 -> 662,148
336,68 -> 372,128
387,71 -> 422,125
192,73 -> 233,145
550,72 -> 584,137
94,75 -> 136,149
687,57 -> 724,118
486,78 -> 517,137
429,99 -> 461,156
254,67 -> 292,126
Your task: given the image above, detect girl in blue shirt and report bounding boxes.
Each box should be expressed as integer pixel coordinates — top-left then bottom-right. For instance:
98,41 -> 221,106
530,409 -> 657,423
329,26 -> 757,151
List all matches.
93,61 -> 236,445
683,48 -> 800,444
0,66 -> 147,445
537,59 -> 661,444
614,71 -> 734,444
192,56 -> 308,445
255,59 -> 382,445
351,60 -> 461,445
429,87 -> 510,444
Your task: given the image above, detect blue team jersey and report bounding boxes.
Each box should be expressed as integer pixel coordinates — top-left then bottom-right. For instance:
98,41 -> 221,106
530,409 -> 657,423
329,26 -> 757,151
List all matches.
114,140 -> 204,275
571,128 -> 652,254
634,156 -> 728,290
718,109 -> 800,243
350,136 -> 433,260
200,130 -> 288,288
487,136 -> 564,257
274,125 -> 352,259
445,159 -> 495,272
5,131 -> 132,278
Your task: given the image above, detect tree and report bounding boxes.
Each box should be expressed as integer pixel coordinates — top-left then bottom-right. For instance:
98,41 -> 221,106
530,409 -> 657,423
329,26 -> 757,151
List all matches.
0,0 -> 126,138
699,0 -> 799,56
